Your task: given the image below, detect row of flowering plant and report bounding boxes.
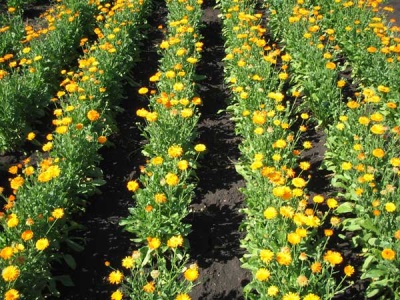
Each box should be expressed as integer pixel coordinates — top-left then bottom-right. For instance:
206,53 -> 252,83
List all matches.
309,0 -> 400,298
107,0 -> 205,298
266,0 -> 400,298
219,0 -> 351,298
0,0 -> 151,298
0,0 -> 98,153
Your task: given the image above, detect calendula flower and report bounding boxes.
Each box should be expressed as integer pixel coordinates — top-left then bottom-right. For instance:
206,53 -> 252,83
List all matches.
255,268 -> 270,281
194,144 -> 206,152
323,250 -> 343,265
52,208 -> 64,219
263,207 -> 278,220
276,250 -> 292,266
184,265 -> 199,281
167,235 -> 184,248
303,294 -> 320,300
21,230 -> 34,241
267,285 -> 279,296
2,266 -> 19,282
176,294 -> 191,300
147,237 -> 161,250
10,176 -> 24,190
385,202 -> 396,212
111,290 -> 123,300
260,249 -> 274,264
165,173 -> 179,186
282,292 -> 300,300
344,265 -> 355,277
381,248 -> 396,260
311,261 -> 322,273
4,288 -> 20,300
36,238 -> 50,251
7,214 -> 19,228
168,145 -> 183,158
143,281 -> 155,293
127,180 -> 139,192
0,247 -> 13,260
108,270 -> 124,284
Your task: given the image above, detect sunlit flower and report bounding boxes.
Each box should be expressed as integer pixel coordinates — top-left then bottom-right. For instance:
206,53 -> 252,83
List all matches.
2,266 -> 19,282
111,290 -> 123,300
36,238 -> 50,251
381,248 -> 396,260
4,288 -> 20,300
344,265 -> 355,277
184,265 -> 199,281
323,250 -> 343,265
127,180 -> 139,192
108,270 -> 124,284
147,237 -> 161,250
255,268 -> 270,281
143,281 -> 155,293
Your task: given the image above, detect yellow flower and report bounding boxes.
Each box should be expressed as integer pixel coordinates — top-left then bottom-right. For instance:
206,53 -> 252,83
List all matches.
2,266 -> 19,282
260,249 -> 274,264
323,250 -> 343,265
385,202 -> 396,212
52,208 -> 64,219
0,247 -> 13,260
165,173 -> 179,186
87,110 -> 100,121
5,289 -> 20,300
36,238 -> 50,251
292,177 -> 306,188
194,144 -> 206,152
147,237 -> 161,250
370,124 -> 386,135
143,281 -> 155,293
21,230 -> 34,241
176,294 -> 191,300
111,290 -> 123,300
372,148 -> 385,158
267,285 -> 279,296
325,62 -> 336,70
381,248 -> 396,260
127,180 -> 139,192
167,235 -> 184,248
303,294 -> 320,300
108,270 -> 124,284
276,249 -> 292,266
10,176 -> 24,190
27,132 -> 36,140
138,87 -> 148,94
263,207 -> 278,220
168,145 -> 183,158
255,268 -> 270,281
184,266 -> 199,281
287,232 -> 301,245
282,292 -> 300,300
154,193 -> 167,204
7,214 -> 19,228
344,265 -> 355,277
121,256 -> 135,269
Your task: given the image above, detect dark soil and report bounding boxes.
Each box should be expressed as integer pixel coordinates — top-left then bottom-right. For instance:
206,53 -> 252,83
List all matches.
1,1 -> 399,299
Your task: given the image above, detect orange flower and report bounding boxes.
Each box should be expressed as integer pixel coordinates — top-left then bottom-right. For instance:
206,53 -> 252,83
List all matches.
147,237 -> 161,250
381,248 -> 396,260
87,110 -> 100,121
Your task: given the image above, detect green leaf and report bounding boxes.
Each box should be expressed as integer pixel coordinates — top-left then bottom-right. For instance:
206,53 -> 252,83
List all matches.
53,275 -> 75,287
66,239 -> 84,252
64,254 -> 77,270
336,202 -> 354,214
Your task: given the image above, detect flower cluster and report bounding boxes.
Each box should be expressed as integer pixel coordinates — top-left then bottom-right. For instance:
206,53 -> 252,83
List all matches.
0,0 -> 97,153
